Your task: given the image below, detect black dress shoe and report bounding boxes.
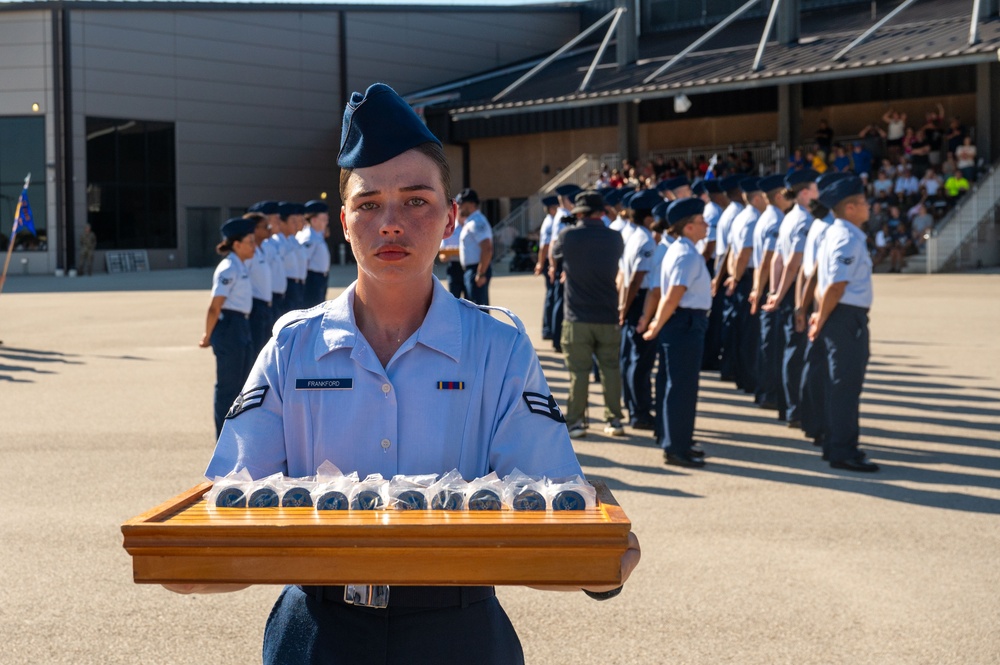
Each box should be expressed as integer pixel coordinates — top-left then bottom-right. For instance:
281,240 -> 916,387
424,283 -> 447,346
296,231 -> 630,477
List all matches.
786,419 -> 802,429
665,452 -> 706,468
688,445 -> 705,458
758,401 -> 778,410
830,458 -> 880,472
630,419 -> 656,431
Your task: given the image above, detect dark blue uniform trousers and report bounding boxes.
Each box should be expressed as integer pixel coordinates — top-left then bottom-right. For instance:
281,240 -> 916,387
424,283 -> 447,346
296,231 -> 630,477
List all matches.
445,261 -> 465,299
657,308 -> 709,454
540,271 -> 555,339
620,291 -> 656,425
463,264 -> 491,306
550,272 -> 565,351
731,274 -> 758,395
702,261 -> 723,370
249,298 -> 273,355
756,306 -> 784,411
285,278 -> 305,314
304,270 -> 329,308
780,292 -> 807,423
719,288 -> 738,382
271,292 -> 285,327
263,585 -> 524,665
799,333 -> 828,441
821,304 -> 870,464
210,312 -> 253,437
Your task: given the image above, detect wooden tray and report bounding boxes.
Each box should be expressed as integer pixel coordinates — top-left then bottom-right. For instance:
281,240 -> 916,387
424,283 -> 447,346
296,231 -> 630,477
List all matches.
121,480 -> 631,587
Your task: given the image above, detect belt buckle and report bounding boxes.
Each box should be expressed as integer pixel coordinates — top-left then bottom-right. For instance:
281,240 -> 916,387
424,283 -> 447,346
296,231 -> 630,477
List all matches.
344,584 -> 389,609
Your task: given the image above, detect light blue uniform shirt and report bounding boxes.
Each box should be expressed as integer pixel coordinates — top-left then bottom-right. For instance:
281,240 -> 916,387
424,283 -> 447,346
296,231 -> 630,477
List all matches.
777,203 -> 811,264
459,210 -> 493,268
696,200 -> 723,255
714,201 -> 744,261
211,254 -> 253,314
622,225 -> 656,290
206,278 -> 583,482
752,204 -> 782,270
290,235 -> 308,280
297,226 -> 331,274
246,243 -> 272,301
802,213 -> 834,278
647,235 -> 674,290
816,219 -> 874,309
662,236 -> 712,310
728,205 -> 760,269
538,213 -> 555,246
262,237 -> 286,294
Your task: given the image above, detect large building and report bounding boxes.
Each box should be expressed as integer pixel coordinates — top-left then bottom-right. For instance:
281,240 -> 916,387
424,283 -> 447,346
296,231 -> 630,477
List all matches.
2,0 -> 998,274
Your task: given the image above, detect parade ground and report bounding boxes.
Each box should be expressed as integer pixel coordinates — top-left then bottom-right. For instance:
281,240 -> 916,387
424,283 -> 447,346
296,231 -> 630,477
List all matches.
1,264 -> 998,665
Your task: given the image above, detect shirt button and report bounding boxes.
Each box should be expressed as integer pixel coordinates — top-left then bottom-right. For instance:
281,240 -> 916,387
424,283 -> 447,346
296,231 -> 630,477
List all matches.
381,438 -> 391,450
381,383 -> 391,394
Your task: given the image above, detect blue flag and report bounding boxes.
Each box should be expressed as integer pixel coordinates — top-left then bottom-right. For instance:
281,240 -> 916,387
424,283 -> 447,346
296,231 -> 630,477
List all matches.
12,184 -> 36,237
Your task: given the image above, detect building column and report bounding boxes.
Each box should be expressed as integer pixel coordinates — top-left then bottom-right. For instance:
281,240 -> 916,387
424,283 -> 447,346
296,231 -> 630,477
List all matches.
976,62 -> 999,163
778,83 -> 802,155
617,102 -> 639,165
777,0 -> 800,44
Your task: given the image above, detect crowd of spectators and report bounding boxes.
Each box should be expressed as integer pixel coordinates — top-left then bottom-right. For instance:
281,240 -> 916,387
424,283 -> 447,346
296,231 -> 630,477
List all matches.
588,102 -> 982,272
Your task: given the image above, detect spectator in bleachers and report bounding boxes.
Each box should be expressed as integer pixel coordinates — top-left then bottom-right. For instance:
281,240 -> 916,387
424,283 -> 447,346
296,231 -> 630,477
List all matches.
872,170 -> 894,199
919,168 -> 942,200
945,117 -> 966,157
869,201 -> 889,233
944,171 -> 970,201
873,223 -> 890,270
609,168 -> 624,188
909,129 -> 932,178
909,203 -> 934,249
895,166 -> 920,207
887,205 -> 903,232
809,148 -> 828,174
879,158 -> 897,179
814,119 -> 834,155
920,103 -> 946,159
832,145 -> 851,172
858,124 -> 886,167
883,108 -> 907,163
955,136 -> 977,182
788,148 -> 806,172
902,126 -> 916,157
888,222 -> 911,272
850,141 -> 873,177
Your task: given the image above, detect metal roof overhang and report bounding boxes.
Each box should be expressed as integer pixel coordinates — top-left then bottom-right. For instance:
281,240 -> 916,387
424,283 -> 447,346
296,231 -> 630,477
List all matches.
444,12 -> 1000,121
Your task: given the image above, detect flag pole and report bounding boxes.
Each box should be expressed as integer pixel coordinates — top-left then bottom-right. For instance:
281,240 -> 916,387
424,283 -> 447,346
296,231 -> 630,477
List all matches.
0,173 -> 31,297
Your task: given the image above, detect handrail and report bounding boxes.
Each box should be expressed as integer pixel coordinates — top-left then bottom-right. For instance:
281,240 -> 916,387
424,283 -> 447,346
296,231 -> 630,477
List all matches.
925,161 -> 1000,272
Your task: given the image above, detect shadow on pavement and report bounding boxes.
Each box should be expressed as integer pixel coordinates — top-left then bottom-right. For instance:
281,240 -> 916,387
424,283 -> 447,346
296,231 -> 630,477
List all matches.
0,346 -> 84,382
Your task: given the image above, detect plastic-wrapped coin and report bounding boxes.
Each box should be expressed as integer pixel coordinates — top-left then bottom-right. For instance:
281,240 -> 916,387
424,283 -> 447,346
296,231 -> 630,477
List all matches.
467,488 -> 502,511
431,489 -> 464,510
215,486 -> 246,508
316,490 -> 349,511
248,487 -> 279,508
552,490 -> 586,511
395,489 -> 427,510
281,486 -> 313,508
352,490 -> 384,510
512,488 -> 546,511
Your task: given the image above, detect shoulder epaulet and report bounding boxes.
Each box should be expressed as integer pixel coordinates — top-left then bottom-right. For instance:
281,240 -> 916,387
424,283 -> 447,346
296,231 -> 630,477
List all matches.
271,302 -> 327,336
455,299 -> 526,335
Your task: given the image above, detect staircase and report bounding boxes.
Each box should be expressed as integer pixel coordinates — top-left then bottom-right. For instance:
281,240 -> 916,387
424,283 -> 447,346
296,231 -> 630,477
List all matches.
923,163 -> 1000,273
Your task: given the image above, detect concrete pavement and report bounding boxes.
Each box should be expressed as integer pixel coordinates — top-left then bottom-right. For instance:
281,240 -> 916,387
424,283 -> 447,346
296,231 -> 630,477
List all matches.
1,265 -> 998,664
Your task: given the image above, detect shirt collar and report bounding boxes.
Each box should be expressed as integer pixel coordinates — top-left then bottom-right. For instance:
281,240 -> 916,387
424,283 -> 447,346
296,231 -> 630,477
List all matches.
315,278 -> 463,362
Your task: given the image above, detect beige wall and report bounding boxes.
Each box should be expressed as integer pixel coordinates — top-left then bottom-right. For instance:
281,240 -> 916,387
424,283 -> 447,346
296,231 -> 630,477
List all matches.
643,112 -> 779,151
801,94 -> 977,144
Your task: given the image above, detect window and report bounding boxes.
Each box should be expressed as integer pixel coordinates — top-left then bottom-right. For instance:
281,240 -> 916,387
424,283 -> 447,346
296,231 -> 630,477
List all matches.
0,116 -> 46,251
86,118 -> 176,250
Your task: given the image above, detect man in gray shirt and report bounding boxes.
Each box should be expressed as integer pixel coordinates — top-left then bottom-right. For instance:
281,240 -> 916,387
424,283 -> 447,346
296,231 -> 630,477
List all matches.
550,191 -> 626,438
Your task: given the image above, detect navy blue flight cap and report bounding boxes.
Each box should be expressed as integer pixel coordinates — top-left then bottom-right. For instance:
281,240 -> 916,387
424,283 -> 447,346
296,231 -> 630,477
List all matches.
667,197 -> 706,225
542,195 -> 559,208
816,171 -> 851,190
652,200 -> 669,222
555,184 -> 582,198
621,190 -> 637,209
338,82 -> 441,169
603,189 -> 624,206
759,174 -> 787,192
691,181 -> 707,195
304,200 -> 329,214
818,175 -> 866,210
455,188 -> 479,205
248,200 -> 279,215
785,168 -> 819,188
629,189 -> 661,211
739,177 -> 762,193
278,202 -> 304,218
703,179 -> 723,194
720,174 -> 744,192
221,216 -> 257,241
658,176 -> 691,192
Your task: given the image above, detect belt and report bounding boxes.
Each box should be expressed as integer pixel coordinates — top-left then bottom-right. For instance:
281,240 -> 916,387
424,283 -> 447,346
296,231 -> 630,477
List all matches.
677,307 -> 710,316
307,270 -> 329,277
298,585 -> 495,609
252,298 -> 271,307
220,308 -> 249,320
